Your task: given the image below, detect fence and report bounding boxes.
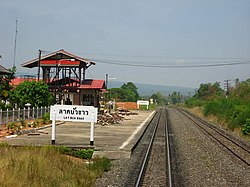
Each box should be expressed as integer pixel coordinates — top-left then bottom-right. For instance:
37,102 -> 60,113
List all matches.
0,106 -> 50,126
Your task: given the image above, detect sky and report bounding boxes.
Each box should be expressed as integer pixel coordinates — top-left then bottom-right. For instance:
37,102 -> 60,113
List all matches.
0,0 -> 250,88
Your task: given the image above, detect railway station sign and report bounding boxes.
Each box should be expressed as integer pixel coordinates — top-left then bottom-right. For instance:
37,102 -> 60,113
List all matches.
137,100 -> 149,109
50,105 -> 97,122
50,105 -> 98,146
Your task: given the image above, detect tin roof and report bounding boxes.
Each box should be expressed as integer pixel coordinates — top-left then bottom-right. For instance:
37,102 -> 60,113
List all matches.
79,79 -> 106,89
10,77 -> 38,86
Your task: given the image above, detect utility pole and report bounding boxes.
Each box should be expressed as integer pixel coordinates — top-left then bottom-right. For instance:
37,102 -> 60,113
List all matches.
37,50 -> 42,80
224,79 -> 231,96
13,19 -> 18,67
235,78 -> 240,87
105,74 -> 108,90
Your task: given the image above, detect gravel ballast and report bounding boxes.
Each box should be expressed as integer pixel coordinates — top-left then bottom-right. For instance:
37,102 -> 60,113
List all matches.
95,107 -> 250,186
168,107 -> 250,187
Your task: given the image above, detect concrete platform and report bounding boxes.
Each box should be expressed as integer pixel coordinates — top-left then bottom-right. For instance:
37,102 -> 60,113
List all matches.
1,110 -> 155,159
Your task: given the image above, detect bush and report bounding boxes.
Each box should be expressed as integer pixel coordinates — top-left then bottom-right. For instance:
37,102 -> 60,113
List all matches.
32,119 -> 39,128
89,157 -> 111,176
56,146 -> 94,159
71,149 -> 94,159
185,98 -> 204,108
20,119 -> 26,127
7,122 -> 15,130
203,99 -> 234,121
229,104 -> 250,129
42,112 -> 51,124
242,118 -> 250,135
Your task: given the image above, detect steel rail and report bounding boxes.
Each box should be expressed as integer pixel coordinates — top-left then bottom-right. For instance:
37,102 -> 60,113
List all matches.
178,108 -> 250,166
165,107 -> 172,187
185,109 -> 250,154
135,109 -> 162,187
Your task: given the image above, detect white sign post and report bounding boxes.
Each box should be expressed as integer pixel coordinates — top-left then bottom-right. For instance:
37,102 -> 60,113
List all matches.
137,100 -> 149,110
51,110 -> 56,145
50,105 -> 98,146
90,111 -> 95,146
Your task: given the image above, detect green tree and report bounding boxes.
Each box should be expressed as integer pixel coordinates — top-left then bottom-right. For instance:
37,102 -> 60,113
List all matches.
170,91 -> 182,104
195,82 -> 224,100
10,81 -> 54,108
121,82 -> 139,102
109,82 -> 140,102
150,92 -> 166,105
0,66 -> 16,108
110,87 -> 123,101
230,78 -> 250,102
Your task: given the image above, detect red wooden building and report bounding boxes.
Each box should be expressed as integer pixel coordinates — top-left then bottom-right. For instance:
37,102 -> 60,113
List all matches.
21,49 -> 106,107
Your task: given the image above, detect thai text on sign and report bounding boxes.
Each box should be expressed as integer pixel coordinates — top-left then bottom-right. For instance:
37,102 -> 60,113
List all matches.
50,105 -> 97,123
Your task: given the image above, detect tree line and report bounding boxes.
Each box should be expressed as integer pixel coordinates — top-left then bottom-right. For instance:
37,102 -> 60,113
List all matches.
185,79 -> 250,136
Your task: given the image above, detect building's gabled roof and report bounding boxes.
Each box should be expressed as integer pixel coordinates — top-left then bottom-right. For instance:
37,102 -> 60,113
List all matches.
21,49 -> 95,68
0,65 -> 11,75
79,79 -> 106,90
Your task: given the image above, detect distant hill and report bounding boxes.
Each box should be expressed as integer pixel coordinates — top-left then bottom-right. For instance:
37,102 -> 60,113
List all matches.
108,81 -> 196,97
16,72 -> 196,97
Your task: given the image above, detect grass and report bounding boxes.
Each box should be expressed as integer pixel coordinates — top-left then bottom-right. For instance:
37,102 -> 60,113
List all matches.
187,107 -> 250,142
0,144 -> 111,186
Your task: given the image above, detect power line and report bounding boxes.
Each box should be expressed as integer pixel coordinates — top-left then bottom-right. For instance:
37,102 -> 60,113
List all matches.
92,59 -> 250,68
91,58 -> 249,64
72,51 -> 250,60
35,49 -> 250,68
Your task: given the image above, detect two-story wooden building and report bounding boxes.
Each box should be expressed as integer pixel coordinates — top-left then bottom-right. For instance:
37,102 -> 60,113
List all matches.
21,49 -> 106,107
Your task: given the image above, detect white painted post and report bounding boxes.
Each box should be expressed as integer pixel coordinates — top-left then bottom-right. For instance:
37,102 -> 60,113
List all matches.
23,108 -> 25,120
37,107 -> 39,119
27,106 -> 30,119
33,107 -> 35,119
12,108 -> 15,122
18,108 -> 20,120
6,109 -> 8,124
51,110 -> 56,145
90,111 -> 95,146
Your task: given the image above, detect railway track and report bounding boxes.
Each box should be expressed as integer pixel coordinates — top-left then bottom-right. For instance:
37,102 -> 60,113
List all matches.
129,107 -> 172,187
177,108 -> 250,167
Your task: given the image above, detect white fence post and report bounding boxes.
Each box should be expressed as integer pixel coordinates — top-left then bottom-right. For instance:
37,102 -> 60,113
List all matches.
33,107 -> 35,119
6,109 -> 8,124
18,108 -> 20,120
12,108 -> 15,122
28,106 -> 30,119
37,107 -> 39,118
23,108 -> 25,120
41,106 -> 43,117
0,106 -> 49,125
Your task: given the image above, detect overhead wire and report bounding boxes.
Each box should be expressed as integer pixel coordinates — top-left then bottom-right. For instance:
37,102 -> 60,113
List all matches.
90,59 -> 250,68
72,51 -> 250,60
38,49 -> 250,68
